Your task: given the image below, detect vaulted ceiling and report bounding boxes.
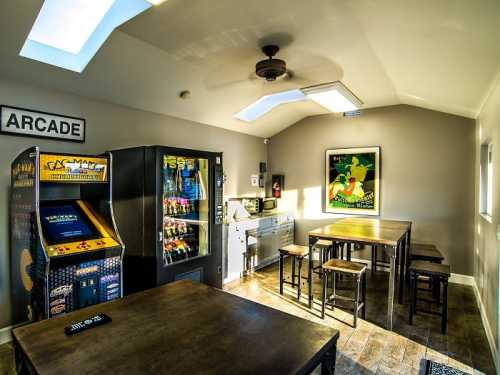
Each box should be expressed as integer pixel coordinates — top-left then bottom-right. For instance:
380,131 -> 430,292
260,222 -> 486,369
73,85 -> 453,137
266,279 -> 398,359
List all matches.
1,0 -> 499,137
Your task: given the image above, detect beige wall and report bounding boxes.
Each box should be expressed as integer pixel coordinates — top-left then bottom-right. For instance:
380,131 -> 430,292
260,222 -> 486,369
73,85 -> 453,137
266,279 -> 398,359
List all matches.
0,78 -> 267,329
268,105 -> 475,276
475,75 -> 500,349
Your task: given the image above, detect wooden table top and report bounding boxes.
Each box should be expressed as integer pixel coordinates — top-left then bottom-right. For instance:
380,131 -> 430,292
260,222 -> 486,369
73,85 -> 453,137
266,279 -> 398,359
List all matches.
13,280 -> 339,375
309,219 -> 409,246
336,217 -> 412,230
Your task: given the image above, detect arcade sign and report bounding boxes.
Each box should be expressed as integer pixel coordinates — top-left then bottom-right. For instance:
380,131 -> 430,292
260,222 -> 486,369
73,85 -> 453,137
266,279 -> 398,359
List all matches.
0,105 -> 85,143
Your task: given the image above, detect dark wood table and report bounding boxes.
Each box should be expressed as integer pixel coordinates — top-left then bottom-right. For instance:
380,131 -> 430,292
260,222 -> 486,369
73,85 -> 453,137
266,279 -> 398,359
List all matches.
308,218 -> 411,330
13,280 -> 339,375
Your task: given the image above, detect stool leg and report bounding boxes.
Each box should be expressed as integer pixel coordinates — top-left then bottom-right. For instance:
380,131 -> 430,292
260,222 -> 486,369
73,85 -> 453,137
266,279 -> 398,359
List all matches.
331,271 -> 336,311
354,274 -> 360,328
321,269 -> 327,319
409,273 -> 415,325
371,246 -> 377,274
279,253 -> 284,295
292,256 -> 296,287
362,272 -> 366,319
442,279 -> 448,334
319,247 -> 324,279
297,257 -> 303,300
347,243 -> 352,261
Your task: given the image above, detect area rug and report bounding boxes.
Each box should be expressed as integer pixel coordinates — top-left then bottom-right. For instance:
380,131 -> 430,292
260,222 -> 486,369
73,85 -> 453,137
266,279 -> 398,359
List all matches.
425,360 -> 471,375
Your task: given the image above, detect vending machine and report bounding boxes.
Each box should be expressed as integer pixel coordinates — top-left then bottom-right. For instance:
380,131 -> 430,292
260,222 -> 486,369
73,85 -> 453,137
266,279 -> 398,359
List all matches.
110,146 -> 224,294
10,147 -> 124,324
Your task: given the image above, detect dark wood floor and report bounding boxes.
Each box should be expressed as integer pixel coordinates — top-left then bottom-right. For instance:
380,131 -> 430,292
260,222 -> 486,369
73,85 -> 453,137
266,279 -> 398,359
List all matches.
225,259 -> 496,375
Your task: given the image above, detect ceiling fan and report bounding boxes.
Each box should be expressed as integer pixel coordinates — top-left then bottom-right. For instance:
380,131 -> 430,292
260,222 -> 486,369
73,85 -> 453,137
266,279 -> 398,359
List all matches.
234,45 -> 363,122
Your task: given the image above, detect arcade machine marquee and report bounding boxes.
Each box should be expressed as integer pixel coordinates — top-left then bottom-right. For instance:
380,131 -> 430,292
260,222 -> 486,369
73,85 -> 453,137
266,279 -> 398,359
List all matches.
10,147 -> 124,324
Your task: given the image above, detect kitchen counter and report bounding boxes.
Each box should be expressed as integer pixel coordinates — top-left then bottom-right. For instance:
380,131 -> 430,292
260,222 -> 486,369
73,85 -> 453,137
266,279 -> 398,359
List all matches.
223,212 -> 294,284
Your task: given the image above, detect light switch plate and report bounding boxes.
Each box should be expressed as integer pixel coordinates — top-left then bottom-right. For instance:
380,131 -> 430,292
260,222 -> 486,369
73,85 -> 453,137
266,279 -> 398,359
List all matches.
250,174 -> 259,187
497,225 -> 500,240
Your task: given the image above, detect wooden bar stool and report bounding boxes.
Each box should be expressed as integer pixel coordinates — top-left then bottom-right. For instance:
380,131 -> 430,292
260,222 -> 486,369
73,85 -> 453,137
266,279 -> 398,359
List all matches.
279,244 -> 309,300
409,260 -> 450,334
409,243 -> 444,263
312,239 -> 333,278
321,259 -> 367,327
408,243 -> 444,297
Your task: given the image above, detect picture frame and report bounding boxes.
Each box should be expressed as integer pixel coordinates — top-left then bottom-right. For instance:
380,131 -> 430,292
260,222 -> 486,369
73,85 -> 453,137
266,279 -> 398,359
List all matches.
324,147 -> 380,215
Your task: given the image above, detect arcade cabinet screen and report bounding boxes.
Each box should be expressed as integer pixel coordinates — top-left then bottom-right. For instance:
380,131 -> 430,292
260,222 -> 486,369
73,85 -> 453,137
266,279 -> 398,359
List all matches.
40,204 -> 97,244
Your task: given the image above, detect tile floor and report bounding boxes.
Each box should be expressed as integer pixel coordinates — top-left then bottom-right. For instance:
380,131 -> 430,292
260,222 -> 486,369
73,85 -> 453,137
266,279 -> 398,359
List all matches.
0,259 -> 495,374
224,259 -> 496,375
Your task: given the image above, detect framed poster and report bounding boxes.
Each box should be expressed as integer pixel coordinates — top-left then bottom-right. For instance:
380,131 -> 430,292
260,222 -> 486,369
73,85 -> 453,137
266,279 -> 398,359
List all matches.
325,147 -> 380,215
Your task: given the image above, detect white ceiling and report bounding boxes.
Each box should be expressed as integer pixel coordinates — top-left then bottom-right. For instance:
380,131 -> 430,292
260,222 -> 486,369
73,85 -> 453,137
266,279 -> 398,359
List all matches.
0,0 -> 499,138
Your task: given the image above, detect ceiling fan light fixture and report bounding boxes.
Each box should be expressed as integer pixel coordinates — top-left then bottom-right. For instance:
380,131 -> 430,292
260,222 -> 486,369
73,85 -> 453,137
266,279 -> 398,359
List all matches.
301,81 -> 362,113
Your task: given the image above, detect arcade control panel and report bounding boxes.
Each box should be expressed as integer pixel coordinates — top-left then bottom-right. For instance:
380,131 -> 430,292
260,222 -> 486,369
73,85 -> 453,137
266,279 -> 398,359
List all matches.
47,237 -> 121,257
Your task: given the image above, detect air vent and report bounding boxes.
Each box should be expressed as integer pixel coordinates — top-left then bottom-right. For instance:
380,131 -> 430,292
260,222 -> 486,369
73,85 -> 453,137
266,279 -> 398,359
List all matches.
343,110 -> 362,117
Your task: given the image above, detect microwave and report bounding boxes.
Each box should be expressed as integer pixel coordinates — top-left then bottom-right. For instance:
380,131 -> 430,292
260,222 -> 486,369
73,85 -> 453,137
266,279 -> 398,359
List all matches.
233,197 -> 277,214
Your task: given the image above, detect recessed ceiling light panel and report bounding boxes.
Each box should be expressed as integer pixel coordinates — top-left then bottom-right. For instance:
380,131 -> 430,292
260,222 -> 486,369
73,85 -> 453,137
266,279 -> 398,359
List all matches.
145,0 -> 169,5
301,81 -> 362,113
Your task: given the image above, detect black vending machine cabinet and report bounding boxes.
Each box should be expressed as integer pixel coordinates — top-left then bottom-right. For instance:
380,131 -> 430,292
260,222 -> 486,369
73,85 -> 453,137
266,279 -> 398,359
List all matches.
110,146 -> 224,294
10,147 -> 124,324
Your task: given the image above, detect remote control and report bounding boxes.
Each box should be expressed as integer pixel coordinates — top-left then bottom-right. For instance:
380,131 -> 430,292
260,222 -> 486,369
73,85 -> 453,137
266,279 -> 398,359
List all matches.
65,313 -> 112,335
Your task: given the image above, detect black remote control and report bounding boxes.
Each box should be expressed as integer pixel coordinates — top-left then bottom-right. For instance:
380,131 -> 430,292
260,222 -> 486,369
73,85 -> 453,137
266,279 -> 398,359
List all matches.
65,313 -> 112,335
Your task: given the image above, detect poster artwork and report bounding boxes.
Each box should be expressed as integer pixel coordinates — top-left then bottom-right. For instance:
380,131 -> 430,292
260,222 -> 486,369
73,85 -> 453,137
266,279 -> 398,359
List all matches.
325,147 -> 380,215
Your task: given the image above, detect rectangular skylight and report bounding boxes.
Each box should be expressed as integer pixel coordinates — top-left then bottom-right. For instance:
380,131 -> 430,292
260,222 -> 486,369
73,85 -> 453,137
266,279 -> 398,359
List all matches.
20,0 -> 152,73
301,81 -> 362,113
27,0 -> 116,55
234,89 -> 306,122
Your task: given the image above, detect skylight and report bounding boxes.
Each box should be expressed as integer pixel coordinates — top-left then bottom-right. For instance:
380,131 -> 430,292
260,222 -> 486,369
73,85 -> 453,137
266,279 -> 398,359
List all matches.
234,89 -> 306,122
20,0 -> 153,73
26,0 -> 116,55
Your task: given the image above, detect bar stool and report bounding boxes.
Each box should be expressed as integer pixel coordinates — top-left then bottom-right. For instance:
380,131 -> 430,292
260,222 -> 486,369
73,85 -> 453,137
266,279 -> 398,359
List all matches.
408,243 -> 444,296
279,244 -> 309,300
409,260 -> 450,334
409,243 -> 444,263
321,259 -> 367,327
312,239 -> 334,278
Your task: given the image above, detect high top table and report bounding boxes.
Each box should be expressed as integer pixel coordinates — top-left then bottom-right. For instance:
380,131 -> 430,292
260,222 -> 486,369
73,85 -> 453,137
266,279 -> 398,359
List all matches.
308,218 -> 411,330
13,280 -> 340,375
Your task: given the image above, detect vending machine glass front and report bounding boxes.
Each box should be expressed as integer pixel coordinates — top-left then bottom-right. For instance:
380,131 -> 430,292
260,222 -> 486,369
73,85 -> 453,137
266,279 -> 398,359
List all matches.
162,155 -> 210,266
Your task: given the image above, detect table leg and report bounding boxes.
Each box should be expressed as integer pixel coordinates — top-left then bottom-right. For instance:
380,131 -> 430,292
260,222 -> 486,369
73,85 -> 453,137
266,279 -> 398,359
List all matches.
398,237 -> 406,304
386,245 -> 397,330
320,341 -> 337,375
308,236 -> 315,308
279,253 -> 284,295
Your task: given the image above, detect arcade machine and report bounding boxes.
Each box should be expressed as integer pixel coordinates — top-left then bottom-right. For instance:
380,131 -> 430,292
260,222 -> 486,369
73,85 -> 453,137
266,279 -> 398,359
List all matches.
110,146 -> 224,294
10,147 -> 124,324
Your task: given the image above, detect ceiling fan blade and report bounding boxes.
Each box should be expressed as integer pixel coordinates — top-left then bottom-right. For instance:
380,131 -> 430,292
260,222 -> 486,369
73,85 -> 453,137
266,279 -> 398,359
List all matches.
234,89 -> 307,122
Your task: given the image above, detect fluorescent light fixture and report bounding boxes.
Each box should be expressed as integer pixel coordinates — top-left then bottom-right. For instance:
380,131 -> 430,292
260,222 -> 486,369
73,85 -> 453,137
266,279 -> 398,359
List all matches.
26,0 -> 116,54
20,0 -> 153,72
145,0 -> 169,5
301,81 -> 362,113
234,89 -> 306,122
